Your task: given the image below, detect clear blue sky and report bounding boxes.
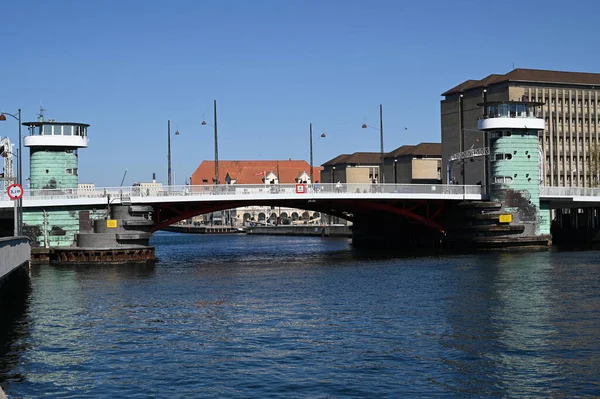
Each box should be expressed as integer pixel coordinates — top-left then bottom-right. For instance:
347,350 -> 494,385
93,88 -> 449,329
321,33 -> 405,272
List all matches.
1,0 -> 599,187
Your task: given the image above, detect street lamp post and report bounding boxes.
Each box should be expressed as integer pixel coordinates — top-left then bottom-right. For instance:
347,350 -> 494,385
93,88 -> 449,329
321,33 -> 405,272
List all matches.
202,100 -> 219,185
394,158 -> 398,184
309,123 -> 326,183
202,101 -> 220,226
310,123 -> 313,183
379,104 -> 384,184
362,104 -> 385,184
167,120 -> 172,187
166,120 -> 181,187
0,109 -> 22,236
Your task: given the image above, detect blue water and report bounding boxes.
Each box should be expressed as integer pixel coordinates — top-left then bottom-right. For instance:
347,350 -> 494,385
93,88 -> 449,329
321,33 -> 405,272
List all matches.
1,232 -> 600,398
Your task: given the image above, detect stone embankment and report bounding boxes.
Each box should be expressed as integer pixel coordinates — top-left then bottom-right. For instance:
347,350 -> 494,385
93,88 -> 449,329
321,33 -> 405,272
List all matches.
246,225 -> 351,237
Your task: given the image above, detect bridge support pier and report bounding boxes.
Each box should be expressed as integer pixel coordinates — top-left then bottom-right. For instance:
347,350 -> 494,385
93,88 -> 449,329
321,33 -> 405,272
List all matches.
444,201 -> 551,251
551,206 -> 600,248
351,218 -> 444,251
29,205 -> 156,264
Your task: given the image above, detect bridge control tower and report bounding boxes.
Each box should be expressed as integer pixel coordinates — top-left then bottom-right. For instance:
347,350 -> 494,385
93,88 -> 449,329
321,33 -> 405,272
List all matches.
23,113 -> 89,190
477,100 -> 551,246
21,112 -> 90,247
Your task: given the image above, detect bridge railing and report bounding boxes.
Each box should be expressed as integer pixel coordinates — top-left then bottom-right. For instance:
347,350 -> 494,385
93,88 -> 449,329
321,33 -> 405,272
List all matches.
540,186 -> 600,197
6,183 -> 484,201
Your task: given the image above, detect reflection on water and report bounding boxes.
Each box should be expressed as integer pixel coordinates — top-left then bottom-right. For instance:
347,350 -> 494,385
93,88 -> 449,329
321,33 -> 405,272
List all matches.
0,232 -> 599,398
0,270 -> 31,389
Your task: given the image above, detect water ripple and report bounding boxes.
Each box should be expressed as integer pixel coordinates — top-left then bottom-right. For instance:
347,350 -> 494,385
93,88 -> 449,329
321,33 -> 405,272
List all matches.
0,233 -> 599,397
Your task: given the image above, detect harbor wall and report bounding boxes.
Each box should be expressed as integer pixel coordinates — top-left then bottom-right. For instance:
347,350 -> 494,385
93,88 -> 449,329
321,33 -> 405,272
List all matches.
246,225 -> 351,237
0,237 -> 30,284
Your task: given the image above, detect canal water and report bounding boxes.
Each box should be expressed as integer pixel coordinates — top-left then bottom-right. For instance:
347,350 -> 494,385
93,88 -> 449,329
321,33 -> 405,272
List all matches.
1,232 -> 600,398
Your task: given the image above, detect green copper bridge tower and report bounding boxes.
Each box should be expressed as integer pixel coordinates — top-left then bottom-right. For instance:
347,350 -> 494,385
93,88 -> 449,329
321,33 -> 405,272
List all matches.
22,115 -> 90,247
478,100 -> 551,244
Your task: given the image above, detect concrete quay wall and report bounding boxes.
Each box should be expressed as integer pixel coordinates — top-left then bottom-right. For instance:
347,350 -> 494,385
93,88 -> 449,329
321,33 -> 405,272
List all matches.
0,237 -> 30,284
246,225 -> 351,237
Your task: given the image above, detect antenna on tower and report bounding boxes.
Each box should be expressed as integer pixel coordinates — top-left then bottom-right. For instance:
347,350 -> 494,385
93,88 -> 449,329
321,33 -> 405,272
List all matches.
38,105 -> 46,122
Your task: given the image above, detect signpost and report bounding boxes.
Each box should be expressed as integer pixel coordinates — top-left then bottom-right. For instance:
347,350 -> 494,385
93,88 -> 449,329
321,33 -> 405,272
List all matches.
6,183 -> 23,236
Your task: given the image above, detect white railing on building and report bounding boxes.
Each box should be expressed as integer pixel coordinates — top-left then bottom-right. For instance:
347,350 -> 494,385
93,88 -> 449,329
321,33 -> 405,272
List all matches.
540,186 -> 600,198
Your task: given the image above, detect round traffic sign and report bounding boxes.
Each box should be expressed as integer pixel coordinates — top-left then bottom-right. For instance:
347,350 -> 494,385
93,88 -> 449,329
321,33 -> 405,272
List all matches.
7,183 -> 24,200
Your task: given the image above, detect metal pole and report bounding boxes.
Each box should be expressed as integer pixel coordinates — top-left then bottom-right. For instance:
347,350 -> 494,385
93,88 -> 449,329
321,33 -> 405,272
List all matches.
167,120 -> 172,187
459,95 -> 464,184
13,199 -> 17,237
214,100 -> 219,185
309,123 -> 313,183
482,89 -> 488,194
379,104 -> 384,184
17,108 -> 22,236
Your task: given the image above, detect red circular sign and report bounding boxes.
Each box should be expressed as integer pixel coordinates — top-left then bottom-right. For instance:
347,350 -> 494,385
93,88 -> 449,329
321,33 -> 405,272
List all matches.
7,183 -> 24,200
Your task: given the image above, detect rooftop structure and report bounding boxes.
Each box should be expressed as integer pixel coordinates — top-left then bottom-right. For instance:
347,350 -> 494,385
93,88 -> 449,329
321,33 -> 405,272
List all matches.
23,119 -> 89,190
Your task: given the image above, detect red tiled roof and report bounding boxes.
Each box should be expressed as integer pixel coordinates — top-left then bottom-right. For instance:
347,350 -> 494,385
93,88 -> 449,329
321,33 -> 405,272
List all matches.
442,68 -> 600,96
191,160 -> 323,185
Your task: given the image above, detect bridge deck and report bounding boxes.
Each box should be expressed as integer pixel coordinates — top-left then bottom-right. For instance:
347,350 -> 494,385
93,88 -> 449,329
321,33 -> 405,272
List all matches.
3,184 -> 600,209
0,183 -> 484,208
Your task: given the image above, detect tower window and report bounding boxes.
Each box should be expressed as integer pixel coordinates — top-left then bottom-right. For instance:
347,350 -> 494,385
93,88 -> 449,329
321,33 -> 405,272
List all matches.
494,176 -> 513,184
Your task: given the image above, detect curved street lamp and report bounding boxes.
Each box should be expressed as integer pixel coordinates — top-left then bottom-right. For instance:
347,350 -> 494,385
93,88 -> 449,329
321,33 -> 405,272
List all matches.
0,109 -> 23,235
309,122 -> 326,183
362,104 -> 385,183
362,106 -> 408,184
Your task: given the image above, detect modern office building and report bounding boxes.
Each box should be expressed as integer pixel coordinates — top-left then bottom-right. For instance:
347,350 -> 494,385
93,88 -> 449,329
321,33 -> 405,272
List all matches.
441,68 -> 600,187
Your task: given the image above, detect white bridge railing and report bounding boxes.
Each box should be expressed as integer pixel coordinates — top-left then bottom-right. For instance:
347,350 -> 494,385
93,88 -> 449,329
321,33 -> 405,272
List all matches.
2,183 -> 484,202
